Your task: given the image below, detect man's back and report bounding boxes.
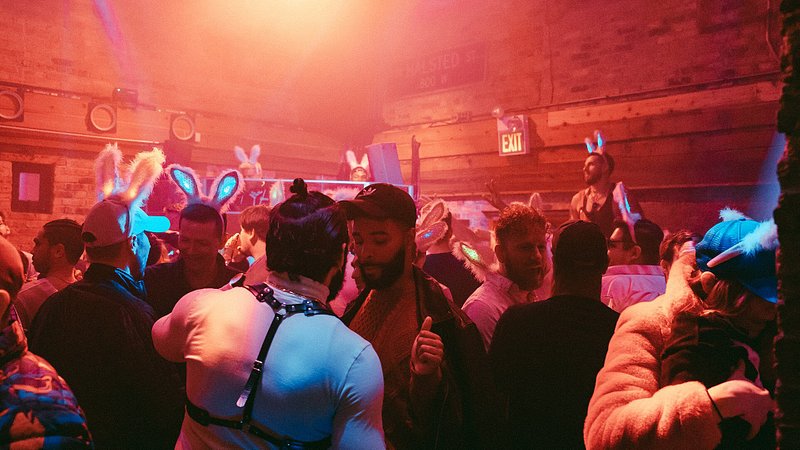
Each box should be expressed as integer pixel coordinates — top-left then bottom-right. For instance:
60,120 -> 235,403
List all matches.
144,254 -> 239,318
490,295 -> 619,449
29,263 -> 183,449
423,252 -> 481,307
153,285 -> 384,449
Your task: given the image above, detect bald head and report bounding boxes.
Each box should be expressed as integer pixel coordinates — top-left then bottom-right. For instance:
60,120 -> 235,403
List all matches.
0,236 -> 24,300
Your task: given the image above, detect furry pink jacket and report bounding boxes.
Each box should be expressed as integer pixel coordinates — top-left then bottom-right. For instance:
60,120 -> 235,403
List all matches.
584,256 -> 723,449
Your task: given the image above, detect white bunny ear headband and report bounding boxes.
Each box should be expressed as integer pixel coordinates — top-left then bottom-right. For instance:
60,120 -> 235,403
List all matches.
234,145 -> 263,178
345,149 -> 370,181
94,143 -> 164,209
167,164 -> 245,214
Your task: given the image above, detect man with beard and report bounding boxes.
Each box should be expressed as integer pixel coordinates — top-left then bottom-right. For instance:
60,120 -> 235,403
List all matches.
15,219 -> 83,330
145,203 -> 240,318
29,196 -> 184,448
569,132 -> 641,238
489,220 -> 618,448
462,203 -> 549,350
153,179 -> 385,449
340,183 -> 492,449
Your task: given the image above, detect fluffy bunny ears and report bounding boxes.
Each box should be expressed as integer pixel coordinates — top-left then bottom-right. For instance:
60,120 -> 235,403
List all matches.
167,164 -> 245,214
235,145 -> 263,178
584,129 -> 605,155
416,199 -> 450,253
346,149 -> 370,182
94,143 -> 164,208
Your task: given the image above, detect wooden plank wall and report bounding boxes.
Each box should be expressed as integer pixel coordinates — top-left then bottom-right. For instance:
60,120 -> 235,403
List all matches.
374,80 -> 781,234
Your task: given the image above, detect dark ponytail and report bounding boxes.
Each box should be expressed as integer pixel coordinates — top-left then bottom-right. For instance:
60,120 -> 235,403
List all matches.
289,178 -> 308,199
267,180 -> 348,283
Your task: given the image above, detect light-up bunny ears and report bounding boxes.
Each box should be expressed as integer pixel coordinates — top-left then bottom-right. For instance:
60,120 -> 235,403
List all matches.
235,145 -> 263,178
346,149 -> 370,182
94,143 -> 165,209
167,164 -> 245,214
416,199 -> 450,253
585,129 -> 605,155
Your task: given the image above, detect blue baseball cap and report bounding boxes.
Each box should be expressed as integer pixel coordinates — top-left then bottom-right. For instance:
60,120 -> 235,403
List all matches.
696,218 -> 778,304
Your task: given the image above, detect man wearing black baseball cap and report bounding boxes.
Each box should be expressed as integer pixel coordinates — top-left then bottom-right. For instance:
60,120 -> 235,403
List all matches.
489,220 -> 619,449
339,183 -> 492,449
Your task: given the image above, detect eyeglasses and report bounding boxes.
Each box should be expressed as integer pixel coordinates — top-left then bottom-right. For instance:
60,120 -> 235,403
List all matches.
607,239 -> 635,250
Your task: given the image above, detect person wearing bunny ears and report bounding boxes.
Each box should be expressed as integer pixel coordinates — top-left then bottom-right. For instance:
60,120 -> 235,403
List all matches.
569,130 -> 643,239
416,199 -> 481,307
29,144 -> 184,449
235,144 -> 263,179
462,202 -> 549,351
144,164 -> 244,318
153,179 -> 385,449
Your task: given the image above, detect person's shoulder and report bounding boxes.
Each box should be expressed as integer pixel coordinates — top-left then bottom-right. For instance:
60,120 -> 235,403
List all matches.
0,351 -> 92,447
145,260 -> 180,278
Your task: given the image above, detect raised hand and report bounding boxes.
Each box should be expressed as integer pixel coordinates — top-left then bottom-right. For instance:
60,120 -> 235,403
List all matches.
411,316 -> 444,379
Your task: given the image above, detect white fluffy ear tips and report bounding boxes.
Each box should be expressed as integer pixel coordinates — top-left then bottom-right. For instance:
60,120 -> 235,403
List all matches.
360,154 -> 369,170
345,149 -> 358,169
95,143 -> 123,201
125,148 -> 166,208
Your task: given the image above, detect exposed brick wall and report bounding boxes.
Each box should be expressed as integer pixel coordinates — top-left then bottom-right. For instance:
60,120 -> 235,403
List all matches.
0,148 -> 95,251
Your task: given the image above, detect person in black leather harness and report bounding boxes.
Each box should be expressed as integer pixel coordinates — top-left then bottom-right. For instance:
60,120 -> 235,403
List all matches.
153,179 -> 385,449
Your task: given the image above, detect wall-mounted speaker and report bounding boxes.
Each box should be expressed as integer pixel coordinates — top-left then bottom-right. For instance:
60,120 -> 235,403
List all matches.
86,102 -> 117,133
170,113 -> 196,142
0,89 -> 24,122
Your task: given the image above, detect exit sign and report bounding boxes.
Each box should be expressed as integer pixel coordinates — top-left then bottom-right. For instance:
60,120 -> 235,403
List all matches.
497,115 -> 529,156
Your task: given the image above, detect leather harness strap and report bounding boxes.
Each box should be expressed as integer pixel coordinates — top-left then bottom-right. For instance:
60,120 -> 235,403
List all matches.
185,283 -> 334,449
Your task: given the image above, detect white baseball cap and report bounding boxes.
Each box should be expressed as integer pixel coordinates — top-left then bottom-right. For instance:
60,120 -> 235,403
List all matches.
81,198 -> 170,248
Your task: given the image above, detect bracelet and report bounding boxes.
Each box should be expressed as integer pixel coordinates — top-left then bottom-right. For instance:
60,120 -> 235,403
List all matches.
706,389 -> 723,420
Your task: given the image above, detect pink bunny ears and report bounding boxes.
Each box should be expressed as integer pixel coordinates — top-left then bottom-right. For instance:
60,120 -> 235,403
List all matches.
167,164 -> 245,214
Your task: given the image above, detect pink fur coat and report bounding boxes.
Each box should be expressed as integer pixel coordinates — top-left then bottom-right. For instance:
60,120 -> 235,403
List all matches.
584,254 -> 723,449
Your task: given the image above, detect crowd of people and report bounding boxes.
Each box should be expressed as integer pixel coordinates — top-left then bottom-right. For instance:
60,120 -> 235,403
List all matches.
0,137 -> 780,449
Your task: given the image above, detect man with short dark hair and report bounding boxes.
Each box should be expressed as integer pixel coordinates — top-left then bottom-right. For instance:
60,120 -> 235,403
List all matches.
153,180 -> 384,448
15,219 -> 84,329
602,218 -> 667,312
340,183 -> 491,449
145,203 -> 240,318
29,197 -> 184,448
462,203 -> 549,350
489,220 -> 619,449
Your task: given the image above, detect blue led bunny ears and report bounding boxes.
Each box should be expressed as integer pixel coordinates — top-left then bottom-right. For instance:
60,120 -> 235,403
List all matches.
167,164 -> 245,214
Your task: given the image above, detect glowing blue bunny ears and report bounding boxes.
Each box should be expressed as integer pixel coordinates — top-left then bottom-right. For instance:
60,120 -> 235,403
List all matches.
167,164 -> 245,214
